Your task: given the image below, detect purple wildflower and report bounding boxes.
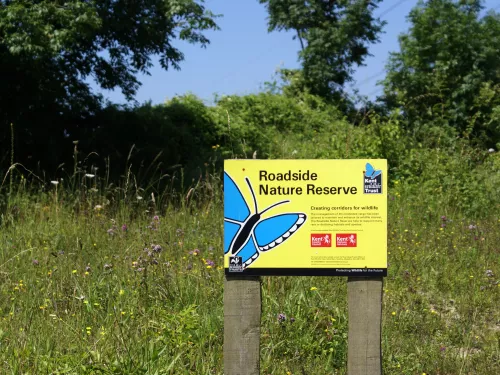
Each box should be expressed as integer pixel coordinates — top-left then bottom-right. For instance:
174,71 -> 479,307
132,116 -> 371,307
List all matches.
189,249 -> 200,256
153,244 -> 162,253
32,259 -> 39,266
206,259 -> 215,267
441,215 -> 447,221
441,223 -> 446,228
278,313 -> 286,323
121,224 -> 128,232
153,215 -> 160,221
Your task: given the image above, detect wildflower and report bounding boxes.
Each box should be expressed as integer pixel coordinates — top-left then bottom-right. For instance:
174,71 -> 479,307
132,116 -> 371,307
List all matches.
485,270 -> 494,277
107,228 -> 114,235
391,312 -> 396,316
121,224 -> 128,232
85,174 -> 95,178
152,244 -> 162,253
441,215 -> 447,221
153,215 -> 160,221
32,259 -> 39,266
50,181 -> 59,185
132,261 -> 138,268
440,223 -> 446,228
189,249 -> 200,256
72,270 -> 77,274
94,205 -> 103,211
85,265 -> 91,272
290,317 -> 296,323
310,286 -> 318,291
278,313 -> 286,322
136,196 -> 143,200
488,148 -> 495,153
119,289 -> 125,296
206,259 -> 215,267
468,224 -> 477,230
103,263 -> 113,270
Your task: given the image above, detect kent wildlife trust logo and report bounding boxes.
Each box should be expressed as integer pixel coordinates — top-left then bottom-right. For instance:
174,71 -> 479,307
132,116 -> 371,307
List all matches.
363,162 -> 382,194
311,234 -> 332,247
336,234 -> 357,247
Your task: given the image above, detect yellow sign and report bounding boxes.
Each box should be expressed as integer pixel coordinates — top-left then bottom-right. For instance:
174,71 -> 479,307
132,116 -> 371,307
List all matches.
224,159 -> 387,276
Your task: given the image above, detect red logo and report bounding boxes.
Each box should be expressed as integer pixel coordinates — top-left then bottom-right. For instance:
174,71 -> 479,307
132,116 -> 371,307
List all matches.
311,234 -> 332,247
336,234 -> 357,247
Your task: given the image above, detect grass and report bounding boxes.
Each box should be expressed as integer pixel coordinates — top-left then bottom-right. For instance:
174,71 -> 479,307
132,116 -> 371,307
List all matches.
0,175 -> 499,375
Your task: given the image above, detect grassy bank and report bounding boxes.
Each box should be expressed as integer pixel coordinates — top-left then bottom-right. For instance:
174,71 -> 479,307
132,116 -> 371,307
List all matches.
0,175 -> 498,374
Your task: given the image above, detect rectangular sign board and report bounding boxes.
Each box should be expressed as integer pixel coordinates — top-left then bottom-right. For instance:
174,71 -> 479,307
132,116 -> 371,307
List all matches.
224,159 -> 387,276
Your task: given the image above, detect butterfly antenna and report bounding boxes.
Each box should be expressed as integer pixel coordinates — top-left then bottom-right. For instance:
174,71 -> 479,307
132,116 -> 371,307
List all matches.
245,177 -> 259,212
260,200 -> 290,215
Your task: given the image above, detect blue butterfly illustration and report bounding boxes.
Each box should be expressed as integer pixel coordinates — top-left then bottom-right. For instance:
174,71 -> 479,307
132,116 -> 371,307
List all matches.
224,172 -> 307,269
365,162 -> 382,179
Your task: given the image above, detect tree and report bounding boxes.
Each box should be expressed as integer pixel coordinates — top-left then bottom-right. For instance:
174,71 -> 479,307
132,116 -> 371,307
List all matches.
0,0 -> 218,172
259,0 -> 385,102
382,0 -> 500,147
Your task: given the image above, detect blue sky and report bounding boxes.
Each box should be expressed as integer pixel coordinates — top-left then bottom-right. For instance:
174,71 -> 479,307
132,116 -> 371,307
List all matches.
92,0 -> 499,106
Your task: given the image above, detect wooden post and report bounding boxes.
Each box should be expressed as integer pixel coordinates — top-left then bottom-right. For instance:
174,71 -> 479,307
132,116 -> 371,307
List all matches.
224,275 -> 261,375
347,277 -> 383,375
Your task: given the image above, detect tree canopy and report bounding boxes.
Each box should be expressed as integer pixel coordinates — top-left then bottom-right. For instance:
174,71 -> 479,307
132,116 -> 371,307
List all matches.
382,0 -> 500,146
0,0 -> 218,120
259,0 -> 385,102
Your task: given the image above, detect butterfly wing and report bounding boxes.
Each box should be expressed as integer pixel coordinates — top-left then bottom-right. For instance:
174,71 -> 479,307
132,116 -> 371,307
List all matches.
365,162 -> 381,179
254,213 -> 306,251
224,220 -> 241,254
234,235 -> 260,268
224,172 -> 250,222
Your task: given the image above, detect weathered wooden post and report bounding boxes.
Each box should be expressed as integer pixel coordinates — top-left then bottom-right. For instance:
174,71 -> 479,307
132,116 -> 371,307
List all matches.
347,277 -> 383,375
223,276 -> 261,375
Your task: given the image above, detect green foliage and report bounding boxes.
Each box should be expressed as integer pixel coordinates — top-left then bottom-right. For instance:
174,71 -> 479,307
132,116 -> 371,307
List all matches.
259,0 -> 385,101
0,0 -> 218,170
382,0 -> 500,147
0,0 -> 218,102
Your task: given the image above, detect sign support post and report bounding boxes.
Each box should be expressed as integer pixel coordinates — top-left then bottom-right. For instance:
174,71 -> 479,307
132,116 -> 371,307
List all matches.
347,277 -> 383,375
224,275 -> 261,375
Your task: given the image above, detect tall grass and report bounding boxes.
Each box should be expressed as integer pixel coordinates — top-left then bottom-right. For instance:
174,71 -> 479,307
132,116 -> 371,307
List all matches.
0,155 -> 498,374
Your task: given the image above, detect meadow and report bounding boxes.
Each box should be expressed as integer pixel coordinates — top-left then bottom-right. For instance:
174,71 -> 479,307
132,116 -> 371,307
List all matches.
0,157 -> 498,375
